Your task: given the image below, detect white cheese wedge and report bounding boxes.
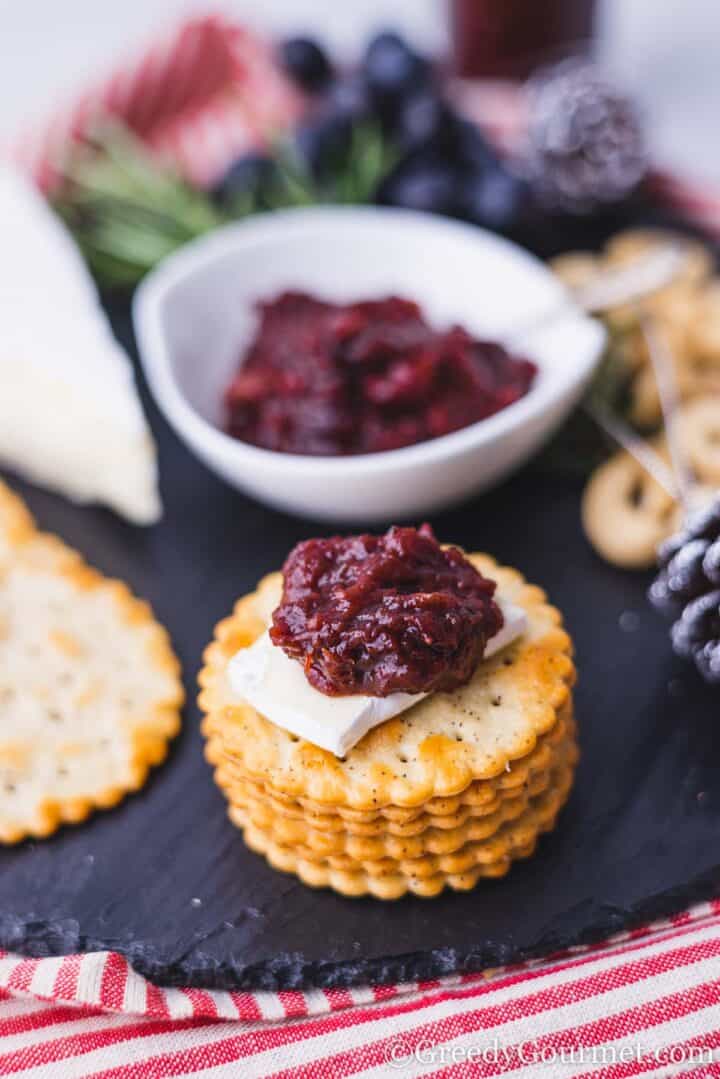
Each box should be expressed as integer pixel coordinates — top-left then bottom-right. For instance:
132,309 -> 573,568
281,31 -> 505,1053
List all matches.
228,598 -> 528,757
0,165 -> 161,524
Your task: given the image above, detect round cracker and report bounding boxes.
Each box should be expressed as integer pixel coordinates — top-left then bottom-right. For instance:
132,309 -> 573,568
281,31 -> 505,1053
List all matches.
211,710 -> 576,842
222,747 -> 575,862
0,480 -> 183,842
206,702 -> 573,827
231,757 -> 575,875
232,760 -> 575,899
0,481 -> 36,565
199,557 -> 575,811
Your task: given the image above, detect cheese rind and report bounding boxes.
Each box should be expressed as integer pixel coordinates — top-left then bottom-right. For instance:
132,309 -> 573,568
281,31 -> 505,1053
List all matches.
228,599 -> 528,757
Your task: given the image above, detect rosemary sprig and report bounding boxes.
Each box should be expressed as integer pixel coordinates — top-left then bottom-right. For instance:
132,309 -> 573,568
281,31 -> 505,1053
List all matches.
54,121 -> 396,289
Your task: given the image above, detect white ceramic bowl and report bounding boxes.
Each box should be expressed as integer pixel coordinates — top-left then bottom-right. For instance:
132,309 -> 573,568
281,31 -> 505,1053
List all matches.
134,206 -> 605,523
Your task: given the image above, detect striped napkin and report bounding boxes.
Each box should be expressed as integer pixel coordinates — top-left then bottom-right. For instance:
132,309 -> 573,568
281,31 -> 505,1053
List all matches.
5,14 -> 720,1077
3,902 -> 720,1075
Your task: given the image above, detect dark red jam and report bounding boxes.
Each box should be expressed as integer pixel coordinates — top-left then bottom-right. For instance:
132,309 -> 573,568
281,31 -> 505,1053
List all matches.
270,524 -> 504,697
225,292 -> 537,455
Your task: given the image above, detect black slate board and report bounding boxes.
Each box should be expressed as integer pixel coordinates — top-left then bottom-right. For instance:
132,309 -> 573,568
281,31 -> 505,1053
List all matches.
4,249 -> 720,990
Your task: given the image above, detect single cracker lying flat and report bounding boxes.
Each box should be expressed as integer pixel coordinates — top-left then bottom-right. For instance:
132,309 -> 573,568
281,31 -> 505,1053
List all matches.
0,480 -> 183,842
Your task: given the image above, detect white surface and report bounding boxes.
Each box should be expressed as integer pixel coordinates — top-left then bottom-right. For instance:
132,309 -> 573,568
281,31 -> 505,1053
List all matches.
0,0 -> 445,146
133,204 -> 605,522
228,599 -> 528,757
3,0 -> 720,182
0,165 -> 161,524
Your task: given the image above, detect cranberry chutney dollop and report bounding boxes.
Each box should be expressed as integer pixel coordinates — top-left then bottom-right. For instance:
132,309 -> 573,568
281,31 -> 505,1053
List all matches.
224,292 -> 537,456
270,524 -> 504,698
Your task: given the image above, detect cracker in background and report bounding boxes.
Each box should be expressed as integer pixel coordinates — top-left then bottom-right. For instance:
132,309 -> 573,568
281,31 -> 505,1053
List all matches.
0,479 -> 183,842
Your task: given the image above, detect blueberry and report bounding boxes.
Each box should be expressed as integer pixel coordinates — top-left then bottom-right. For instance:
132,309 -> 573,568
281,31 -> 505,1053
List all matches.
394,89 -> 453,150
459,166 -> 530,233
450,119 -> 500,173
212,154 -> 277,206
295,111 -> 354,179
280,37 -> 333,92
363,32 -> 430,112
377,155 -> 460,216
326,75 -> 372,123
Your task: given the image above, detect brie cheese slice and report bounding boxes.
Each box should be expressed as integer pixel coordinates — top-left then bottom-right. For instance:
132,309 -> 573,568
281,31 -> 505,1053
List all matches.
228,598 -> 528,757
0,165 -> 161,524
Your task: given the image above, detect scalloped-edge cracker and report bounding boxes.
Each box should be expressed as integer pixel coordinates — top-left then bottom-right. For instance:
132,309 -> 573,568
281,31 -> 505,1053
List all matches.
232,760 -> 576,899
199,556 -> 575,810
208,705 -> 574,834
217,724 -> 577,861
0,479 -> 183,842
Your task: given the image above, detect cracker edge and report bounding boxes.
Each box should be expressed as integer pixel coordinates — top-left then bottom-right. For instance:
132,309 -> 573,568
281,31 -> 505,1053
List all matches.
233,757 -> 577,899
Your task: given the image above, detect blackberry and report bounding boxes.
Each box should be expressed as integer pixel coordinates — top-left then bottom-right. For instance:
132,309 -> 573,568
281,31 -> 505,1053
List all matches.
650,498 -> 720,684
524,59 -> 647,213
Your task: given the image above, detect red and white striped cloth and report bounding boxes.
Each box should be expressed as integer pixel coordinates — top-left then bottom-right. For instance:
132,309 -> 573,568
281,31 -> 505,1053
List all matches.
6,14 -> 720,1075
3,901 -> 720,1076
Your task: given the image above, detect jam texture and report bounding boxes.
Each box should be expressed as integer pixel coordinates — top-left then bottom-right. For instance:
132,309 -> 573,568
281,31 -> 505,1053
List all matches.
225,292 -> 536,455
270,524 -> 504,697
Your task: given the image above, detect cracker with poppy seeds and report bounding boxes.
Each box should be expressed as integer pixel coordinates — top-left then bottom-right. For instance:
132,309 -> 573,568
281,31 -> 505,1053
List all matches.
231,757 -> 575,878
206,703 -> 574,835
199,555 -> 575,811
0,479 -> 183,843
230,758 -> 576,900
219,735 -> 577,862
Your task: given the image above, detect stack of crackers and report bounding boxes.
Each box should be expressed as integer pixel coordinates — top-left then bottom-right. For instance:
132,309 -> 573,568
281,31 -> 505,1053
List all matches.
200,555 -> 577,899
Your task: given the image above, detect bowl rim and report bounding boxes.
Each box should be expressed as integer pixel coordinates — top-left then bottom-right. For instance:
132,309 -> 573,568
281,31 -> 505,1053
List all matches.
133,204 -> 606,477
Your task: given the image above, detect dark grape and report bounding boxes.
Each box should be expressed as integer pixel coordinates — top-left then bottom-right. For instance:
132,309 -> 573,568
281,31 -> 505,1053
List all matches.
459,167 -> 530,233
449,119 -> 500,174
393,89 -> 452,151
327,75 -> 371,123
295,111 -> 354,179
363,32 -> 430,114
280,37 -> 333,92
376,154 -> 460,216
